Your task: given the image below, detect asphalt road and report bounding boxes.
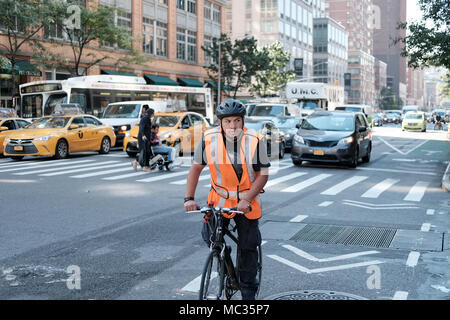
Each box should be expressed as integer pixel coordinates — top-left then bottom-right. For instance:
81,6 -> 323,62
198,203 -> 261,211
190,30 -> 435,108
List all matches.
0,124 -> 449,300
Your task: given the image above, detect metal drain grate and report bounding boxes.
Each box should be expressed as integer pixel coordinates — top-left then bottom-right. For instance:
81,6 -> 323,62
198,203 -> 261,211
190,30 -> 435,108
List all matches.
290,224 -> 397,248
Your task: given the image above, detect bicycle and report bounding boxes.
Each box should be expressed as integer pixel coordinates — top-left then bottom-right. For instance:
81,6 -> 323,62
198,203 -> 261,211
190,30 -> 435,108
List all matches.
187,206 -> 262,300
434,120 -> 443,131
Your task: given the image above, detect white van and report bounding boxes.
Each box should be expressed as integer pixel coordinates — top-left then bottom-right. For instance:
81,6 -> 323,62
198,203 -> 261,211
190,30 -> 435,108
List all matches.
334,104 -> 373,117
100,100 -> 167,147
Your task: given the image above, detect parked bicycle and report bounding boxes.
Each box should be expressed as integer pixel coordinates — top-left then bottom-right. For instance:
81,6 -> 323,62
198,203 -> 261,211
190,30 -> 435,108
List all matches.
187,206 -> 263,300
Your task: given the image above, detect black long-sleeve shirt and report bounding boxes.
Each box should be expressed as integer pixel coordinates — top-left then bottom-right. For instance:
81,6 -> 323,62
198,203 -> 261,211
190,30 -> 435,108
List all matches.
138,116 -> 151,143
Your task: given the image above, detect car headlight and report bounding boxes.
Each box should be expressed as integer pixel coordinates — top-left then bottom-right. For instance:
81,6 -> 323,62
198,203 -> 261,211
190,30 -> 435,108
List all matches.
337,136 -> 354,145
293,134 -> 304,144
160,132 -> 172,139
121,125 -> 128,131
33,135 -> 55,141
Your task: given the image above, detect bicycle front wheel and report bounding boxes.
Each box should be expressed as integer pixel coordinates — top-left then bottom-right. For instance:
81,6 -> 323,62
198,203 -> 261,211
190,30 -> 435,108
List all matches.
199,250 -> 226,300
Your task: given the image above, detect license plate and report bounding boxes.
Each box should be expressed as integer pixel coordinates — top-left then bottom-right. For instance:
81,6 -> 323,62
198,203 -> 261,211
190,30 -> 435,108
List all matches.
14,146 -> 23,151
313,149 -> 325,156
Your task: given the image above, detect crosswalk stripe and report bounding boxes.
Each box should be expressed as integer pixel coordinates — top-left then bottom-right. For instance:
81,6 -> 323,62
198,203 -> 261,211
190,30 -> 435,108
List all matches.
281,174 -> 332,193
0,159 -> 95,173
265,172 -> 307,188
71,166 -> 135,178
136,170 -> 190,183
320,176 -> 368,195
102,171 -> 149,180
0,158 -> 74,170
13,161 -> 118,175
41,162 -> 130,177
404,181 -> 429,202
361,178 -> 399,198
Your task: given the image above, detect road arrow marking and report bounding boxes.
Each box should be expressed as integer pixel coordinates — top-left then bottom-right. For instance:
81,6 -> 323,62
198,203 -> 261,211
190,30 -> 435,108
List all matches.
281,244 -> 379,262
267,255 -> 383,274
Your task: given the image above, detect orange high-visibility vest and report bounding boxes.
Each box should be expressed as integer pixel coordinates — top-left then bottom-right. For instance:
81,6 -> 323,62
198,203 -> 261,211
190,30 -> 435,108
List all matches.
204,127 -> 263,220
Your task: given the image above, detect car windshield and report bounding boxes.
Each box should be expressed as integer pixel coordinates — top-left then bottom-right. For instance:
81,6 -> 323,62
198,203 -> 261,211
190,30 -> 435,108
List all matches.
26,117 -> 70,129
301,115 -> 354,131
272,118 -> 299,128
336,106 -> 362,112
249,105 -> 284,116
387,113 -> 397,118
405,114 -> 423,120
153,116 -> 180,127
244,122 -> 263,131
102,104 -> 140,118
299,101 -> 319,110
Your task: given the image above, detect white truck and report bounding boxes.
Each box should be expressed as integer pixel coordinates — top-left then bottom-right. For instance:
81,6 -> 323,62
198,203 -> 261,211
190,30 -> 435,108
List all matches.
285,82 -> 344,117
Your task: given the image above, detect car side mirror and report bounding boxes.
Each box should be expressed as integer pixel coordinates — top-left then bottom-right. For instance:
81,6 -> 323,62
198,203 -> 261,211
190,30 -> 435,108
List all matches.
296,123 -> 300,129
181,124 -> 190,129
0,126 -> 9,132
358,126 -> 367,132
69,124 -> 79,130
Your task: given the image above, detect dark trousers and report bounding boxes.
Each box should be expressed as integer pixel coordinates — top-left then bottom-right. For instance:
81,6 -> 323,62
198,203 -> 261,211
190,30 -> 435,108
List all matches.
202,214 -> 261,300
137,139 -> 152,168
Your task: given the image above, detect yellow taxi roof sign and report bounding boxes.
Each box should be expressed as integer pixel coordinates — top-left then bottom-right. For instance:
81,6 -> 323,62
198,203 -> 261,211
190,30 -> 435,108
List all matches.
53,103 -> 83,116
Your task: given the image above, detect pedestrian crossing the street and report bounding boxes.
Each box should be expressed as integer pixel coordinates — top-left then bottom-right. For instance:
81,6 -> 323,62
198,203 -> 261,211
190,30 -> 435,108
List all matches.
0,156 -> 434,203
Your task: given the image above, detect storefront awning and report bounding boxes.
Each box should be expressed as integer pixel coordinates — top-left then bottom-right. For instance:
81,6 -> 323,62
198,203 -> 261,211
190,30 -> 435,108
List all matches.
204,80 -> 232,91
178,77 -> 204,87
101,69 -> 137,76
144,74 -> 179,86
0,59 -> 42,77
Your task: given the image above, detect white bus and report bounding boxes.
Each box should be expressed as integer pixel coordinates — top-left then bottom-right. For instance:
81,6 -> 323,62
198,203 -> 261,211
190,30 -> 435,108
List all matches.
285,82 -> 344,117
18,75 -> 213,122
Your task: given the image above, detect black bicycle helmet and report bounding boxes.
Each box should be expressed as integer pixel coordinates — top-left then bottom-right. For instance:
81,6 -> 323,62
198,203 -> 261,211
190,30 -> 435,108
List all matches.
216,99 -> 246,119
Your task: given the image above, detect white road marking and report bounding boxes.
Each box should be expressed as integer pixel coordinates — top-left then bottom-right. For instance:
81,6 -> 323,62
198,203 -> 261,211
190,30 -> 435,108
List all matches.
320,176 -> 368,195
71,166 -> 136,178
361,179 -> 399,198
41,162 -> 130,176
282,245 -> 379,262
289,215 -> 308,223
265,172 -> 308,188
137,170 -> 190,183
0,160 -> 45,169
181,272 -> 218,293
393,291 -> 409,300
102,171 -> 149,180
0,159 -> 92,173
404,181 -> 429,202
377,136 -> 429,155
281,174 -> 332,193
267,255 -> 383,274
426,209 -> 435,216
406,251 -> 420,267
13,161 -> 118,175
356,167 -> 436,176
342,202 -> 419,210
318,201 -> 333,207
431,285 -> 450,294
420,223 -> 431,232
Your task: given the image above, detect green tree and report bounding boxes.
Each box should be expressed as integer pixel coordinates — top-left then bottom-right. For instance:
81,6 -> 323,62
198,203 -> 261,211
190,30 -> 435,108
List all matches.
379,87 -> 403,110
0,0 -> 56,99
202,34 -> 268,99
34,0 -> 145,76
251,42 -> 295,97
395,0 -> 450,69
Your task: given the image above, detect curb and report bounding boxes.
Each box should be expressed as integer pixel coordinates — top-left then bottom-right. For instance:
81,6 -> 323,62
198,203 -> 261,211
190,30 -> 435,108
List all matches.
442,161 -> 450,193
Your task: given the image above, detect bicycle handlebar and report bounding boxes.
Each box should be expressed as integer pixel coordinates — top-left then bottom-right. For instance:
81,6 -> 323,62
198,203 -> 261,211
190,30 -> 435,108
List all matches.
187,206 -> 245,218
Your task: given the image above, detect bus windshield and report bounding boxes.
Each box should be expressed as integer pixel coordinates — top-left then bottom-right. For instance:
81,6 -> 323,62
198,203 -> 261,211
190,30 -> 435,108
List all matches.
44,94 -> 68,116
27,117 -> 70,129
102,104 -> 140,118
299,101 -> 319,110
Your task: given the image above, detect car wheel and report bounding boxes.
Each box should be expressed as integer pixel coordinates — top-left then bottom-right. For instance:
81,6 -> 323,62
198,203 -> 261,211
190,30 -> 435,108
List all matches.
127,151 -> 137,158
362,144 -> 371,163
173,140 -> 182,156
99,136 -> 111,154
55,139 -> 68,159
349,148 -> 359,168
279,142 -> 285,159
292,159 -> 302,166
11,156 -> 24,161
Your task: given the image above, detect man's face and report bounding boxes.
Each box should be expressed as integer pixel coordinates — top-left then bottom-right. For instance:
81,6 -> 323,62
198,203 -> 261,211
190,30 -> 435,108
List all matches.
220,116 -> 243,138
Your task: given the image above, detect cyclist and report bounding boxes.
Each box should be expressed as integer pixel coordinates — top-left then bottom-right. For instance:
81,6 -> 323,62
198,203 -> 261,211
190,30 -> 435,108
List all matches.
184,99 -> 270,300
435,113 -> 443,130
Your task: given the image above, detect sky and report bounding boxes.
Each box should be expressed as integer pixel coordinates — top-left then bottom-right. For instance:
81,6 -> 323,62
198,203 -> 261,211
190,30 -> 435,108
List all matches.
406,0 -> 423,23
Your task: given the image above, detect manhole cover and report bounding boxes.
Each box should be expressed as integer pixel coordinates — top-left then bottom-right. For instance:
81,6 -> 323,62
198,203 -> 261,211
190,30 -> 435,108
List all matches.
265,290 -> 368,300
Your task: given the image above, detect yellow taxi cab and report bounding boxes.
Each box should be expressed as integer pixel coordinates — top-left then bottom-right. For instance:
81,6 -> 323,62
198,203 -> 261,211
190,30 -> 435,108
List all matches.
0,117 -> 31,154
3,109 -> 116,160
402,111 -> 427,132
123,111 -> 208,157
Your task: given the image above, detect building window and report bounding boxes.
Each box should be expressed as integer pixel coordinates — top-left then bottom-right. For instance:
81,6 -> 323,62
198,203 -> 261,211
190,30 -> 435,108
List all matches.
157,0 -> 167,4
143,17 -> 167,57
212,4 -> 221,23
177,0 -> 185,10
177,28 -> 186,60
187,30 -> 197,62
187,0 -> 196,14
204,1 -> 211,19
45,18 -> 65,40
156,22 -> 168,57
143,17 -> 154,55
204,35 -> 212,65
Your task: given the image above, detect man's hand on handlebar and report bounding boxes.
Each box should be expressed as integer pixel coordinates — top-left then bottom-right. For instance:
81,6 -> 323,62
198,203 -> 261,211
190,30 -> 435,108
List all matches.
237,199 -> 252,214
184,200 -> 199,212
